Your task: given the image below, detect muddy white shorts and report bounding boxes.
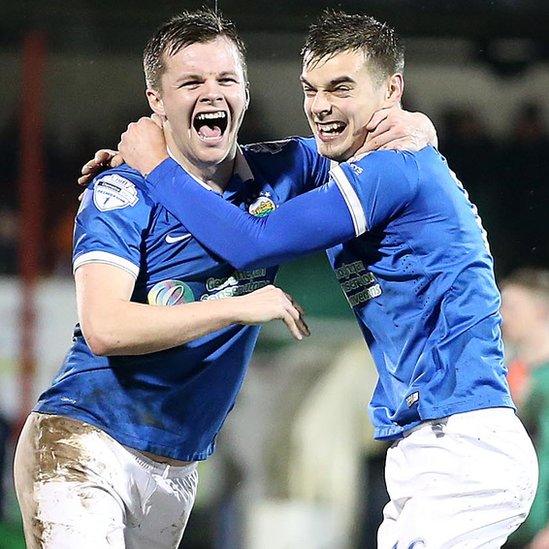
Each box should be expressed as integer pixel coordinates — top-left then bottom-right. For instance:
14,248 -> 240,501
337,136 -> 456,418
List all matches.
377,407 -> 538,549
14,412 -> 198,549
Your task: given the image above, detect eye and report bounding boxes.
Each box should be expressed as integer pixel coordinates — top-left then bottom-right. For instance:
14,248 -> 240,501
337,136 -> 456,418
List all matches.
219,77 -> 238,85
334,85 -> 351,94
302,86 -> 316,97
179,80 -> 202,89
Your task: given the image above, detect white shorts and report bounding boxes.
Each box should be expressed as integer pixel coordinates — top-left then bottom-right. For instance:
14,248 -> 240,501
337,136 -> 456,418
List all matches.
14,412 -> 198,549
378,407 -> 538,549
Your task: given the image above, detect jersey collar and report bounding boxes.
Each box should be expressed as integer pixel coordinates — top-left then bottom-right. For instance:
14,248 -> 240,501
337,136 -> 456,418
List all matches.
166,145 -> 254,197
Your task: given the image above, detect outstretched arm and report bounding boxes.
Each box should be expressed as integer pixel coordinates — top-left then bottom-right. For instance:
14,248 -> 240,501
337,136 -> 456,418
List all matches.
146,157 -> 360,270
117,118 -> 416,271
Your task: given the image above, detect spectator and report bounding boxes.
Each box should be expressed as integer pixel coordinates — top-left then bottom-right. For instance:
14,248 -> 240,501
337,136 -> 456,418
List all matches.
502,268 -> 549,547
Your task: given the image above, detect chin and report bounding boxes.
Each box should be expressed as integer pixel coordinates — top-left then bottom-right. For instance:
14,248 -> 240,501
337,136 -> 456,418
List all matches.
313,135 -> 351,162
194,140 -> 233,163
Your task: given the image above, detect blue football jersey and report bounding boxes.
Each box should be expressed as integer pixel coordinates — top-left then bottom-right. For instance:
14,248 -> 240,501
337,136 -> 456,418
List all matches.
141,146 -> 513,441
328,147 -> 512,438
35,138 -> 329,461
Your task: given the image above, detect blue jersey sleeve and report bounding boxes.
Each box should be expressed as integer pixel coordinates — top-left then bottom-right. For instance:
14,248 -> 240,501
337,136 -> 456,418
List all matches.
145,158 -> 362,270
73,170 -> 152,278
332,150 -> 420,231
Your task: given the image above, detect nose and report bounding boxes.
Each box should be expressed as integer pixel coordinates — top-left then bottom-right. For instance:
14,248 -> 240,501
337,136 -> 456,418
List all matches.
311,91 -> 332,118
199,79 -> 224,104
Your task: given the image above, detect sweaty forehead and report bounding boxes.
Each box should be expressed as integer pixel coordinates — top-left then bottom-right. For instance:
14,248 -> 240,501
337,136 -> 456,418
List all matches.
164,37 -> 243,77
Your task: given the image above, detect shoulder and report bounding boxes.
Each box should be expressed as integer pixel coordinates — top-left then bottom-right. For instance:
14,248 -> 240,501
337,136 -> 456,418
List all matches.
352,148 -> 429,172
242,136 -> 325,164
243,137 -> 330,188
82,164 -> 156,217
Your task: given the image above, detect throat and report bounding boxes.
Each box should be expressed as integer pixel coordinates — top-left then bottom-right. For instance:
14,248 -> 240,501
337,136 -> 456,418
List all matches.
166,144 -> 235,193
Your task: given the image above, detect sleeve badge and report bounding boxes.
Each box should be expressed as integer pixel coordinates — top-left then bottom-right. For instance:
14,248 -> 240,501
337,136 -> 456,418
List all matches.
93,174 -> 139,212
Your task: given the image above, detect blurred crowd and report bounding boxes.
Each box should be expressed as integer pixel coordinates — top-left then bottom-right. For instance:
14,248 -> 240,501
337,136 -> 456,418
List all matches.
0,101 -> 548,278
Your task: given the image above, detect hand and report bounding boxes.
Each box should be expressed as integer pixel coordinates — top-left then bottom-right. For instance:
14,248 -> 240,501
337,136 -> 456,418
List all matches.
359,106 -> 438,154
233,285 -> 310,341
78,149 -> 123,186
118,115 -> 169,176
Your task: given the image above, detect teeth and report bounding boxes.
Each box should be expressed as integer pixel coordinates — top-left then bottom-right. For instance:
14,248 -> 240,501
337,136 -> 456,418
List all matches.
319,122 -> 345,132
196,112 -> 227,121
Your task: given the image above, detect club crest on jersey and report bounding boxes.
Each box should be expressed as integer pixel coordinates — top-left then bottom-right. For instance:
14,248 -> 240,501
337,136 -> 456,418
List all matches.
248,192 -> 276,217
93,174 -> 138,212
148,280 -> 195,306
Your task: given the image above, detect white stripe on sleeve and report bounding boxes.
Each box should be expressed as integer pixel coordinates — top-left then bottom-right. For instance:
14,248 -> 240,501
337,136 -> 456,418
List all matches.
329,164 -> 367,236
73,251 -> 140,278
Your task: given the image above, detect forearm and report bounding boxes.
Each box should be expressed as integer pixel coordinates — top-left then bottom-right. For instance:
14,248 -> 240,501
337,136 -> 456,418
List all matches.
80,296 -> 243,356
147,159 -> 359,269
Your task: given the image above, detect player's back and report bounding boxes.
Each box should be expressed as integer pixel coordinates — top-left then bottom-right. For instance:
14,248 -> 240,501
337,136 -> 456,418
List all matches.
327,147 -> 512,439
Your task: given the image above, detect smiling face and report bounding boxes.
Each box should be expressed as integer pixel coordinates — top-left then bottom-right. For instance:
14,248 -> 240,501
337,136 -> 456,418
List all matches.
301,49 -> 401,162
146,36 -> 248,170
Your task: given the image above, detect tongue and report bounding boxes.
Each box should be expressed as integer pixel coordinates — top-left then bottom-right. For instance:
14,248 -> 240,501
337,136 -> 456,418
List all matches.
198,125 -> 222,138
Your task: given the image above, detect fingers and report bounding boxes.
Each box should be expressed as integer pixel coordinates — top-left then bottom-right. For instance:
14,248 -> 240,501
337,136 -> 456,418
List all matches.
379,137 -> 416,150
280,293 -> 310,340
94,149 -> 117,164
284,291 -> 304,316
78,149 -> 119,186
241,285 -> 309,340
111,153 -> 124,167
284,291 -> 310,337
366,107 -> 390,131
367,117 -> 397,140
77,173 -> 92,186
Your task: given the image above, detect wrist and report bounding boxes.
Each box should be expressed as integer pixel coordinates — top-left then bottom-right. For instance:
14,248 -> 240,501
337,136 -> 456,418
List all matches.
141,154 -> 169,177
221,295 -> 246,324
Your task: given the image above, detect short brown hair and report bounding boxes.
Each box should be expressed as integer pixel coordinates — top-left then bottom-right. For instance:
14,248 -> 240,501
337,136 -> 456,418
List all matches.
143,8 -> 247,90
302,9 -> 404,81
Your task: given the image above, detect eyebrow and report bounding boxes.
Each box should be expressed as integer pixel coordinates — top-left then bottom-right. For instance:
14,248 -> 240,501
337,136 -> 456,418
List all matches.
175,71 -> 239,83
300,75 -> 356,87
175,73 -> 203,83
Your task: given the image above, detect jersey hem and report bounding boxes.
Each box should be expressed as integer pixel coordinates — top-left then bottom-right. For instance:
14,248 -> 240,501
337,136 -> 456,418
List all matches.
373,395 -> 515,441
33,406 -> 215,462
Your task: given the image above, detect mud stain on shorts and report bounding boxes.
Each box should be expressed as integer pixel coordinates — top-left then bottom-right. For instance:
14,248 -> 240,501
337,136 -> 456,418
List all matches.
32,414 -> 107,484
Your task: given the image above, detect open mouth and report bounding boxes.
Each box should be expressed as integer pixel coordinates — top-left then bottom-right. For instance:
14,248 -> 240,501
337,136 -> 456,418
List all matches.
316,121 -> 347,140
192,111 -> 229,141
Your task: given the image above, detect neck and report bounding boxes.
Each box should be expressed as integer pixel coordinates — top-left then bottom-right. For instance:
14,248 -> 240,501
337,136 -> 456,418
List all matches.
165,131 -> 236,193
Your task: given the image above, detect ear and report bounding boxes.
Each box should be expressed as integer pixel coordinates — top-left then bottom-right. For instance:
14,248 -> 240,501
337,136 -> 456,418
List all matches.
244,82 -> 251,110
146,87 -> 166,117
382,73 -> 404,108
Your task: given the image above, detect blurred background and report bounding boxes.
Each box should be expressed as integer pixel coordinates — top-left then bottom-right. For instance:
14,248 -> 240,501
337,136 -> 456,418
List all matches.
1,0 -> 548,547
